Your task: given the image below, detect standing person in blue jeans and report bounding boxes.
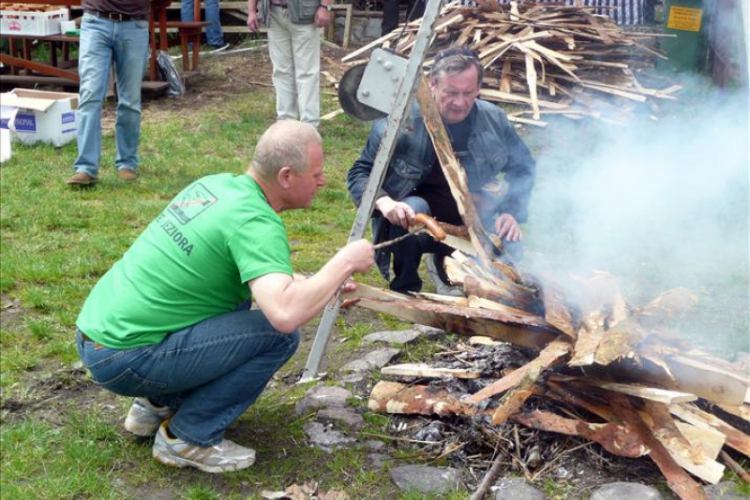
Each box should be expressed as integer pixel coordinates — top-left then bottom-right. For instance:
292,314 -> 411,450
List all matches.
67,0 -> 150,186
181,0 -> 228,50
75,120 -> 374,473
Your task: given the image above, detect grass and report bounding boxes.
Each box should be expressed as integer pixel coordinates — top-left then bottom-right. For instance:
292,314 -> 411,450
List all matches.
1,63 -> 748,499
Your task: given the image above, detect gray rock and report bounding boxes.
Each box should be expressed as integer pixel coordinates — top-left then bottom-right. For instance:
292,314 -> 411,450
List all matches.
340,348 -> 401,373
317,407 -> 365,429
363,440 -> 387,451
338,373 -> 366,385
415,324 -> 445,337
368,452 -> 391,469
493,478 -> 548,500
362,329 -> 422,345
295,385 -> 351,415
390,464 -> 462,495
302,421 -> 355,454
705,481 -> 745,500
590,482 -> 664,500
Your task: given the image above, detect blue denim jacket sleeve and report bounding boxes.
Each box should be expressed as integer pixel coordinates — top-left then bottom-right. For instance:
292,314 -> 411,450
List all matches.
347,118 -> 388,208
493,108 -> 536,223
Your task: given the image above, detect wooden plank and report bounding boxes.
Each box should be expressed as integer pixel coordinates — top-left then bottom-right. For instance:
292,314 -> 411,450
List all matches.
512,410 -> 647,458
465,337 -> 571,404
368,381 -> 475,416
608,395 -> 708,500
381,363 -> 481,379
639,400 -> 725,484
581,380 -> 698,405
670,404 -> 750,458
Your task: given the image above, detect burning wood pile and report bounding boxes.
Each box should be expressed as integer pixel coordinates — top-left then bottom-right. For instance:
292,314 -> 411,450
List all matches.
341,1 -> 681,125
339,88 -> 750,499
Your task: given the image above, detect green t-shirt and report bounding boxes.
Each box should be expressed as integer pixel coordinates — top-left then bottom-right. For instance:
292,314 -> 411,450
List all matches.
76,174 -> 293,349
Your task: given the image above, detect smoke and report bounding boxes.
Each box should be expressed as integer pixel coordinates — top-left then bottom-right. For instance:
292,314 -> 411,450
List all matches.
524,81 -> 749,330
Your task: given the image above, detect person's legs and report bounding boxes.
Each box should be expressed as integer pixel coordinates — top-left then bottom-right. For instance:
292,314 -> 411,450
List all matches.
112,20 -> 149,173
76,308 -> 299,447
180,0 -> 195,22
202,0 -> 225,47
405,0 -> 425,23
380,0 -> 400,35
268,7 -> 299,121
289,22 -> 320,126
73,14 -> 114,179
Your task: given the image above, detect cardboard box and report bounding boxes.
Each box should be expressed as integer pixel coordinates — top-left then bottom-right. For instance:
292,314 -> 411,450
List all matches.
0,89 -> 78,147
0,7 -> 68,36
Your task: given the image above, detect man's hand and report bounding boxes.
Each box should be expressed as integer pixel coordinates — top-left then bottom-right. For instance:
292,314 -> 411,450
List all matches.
338,238 -> 375,273
246,11 -> 260,32
314,6 -> 331,27
494,213 -> 522,242
375,196 -> 415,229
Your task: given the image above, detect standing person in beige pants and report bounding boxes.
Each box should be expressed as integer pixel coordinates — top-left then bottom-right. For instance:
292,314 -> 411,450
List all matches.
247,0 -> 331,127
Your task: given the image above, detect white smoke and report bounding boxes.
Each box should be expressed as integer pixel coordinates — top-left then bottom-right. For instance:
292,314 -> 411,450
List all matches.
524,81 -> 749,339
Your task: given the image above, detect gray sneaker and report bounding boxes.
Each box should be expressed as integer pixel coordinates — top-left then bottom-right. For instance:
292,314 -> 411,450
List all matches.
124,398 -> 175,437
425,255 -> 465,297
152,422 -> 256,473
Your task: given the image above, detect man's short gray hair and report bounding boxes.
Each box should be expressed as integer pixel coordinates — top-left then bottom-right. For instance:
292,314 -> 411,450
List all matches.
429,46 -> 484,86
250,120 -> 322,181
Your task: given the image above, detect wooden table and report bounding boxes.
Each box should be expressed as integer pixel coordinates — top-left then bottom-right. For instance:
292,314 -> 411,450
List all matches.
0,0 -> 171,91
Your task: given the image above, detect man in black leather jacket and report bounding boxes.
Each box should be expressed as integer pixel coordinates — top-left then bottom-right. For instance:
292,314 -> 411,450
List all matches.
347,47 -> 536,294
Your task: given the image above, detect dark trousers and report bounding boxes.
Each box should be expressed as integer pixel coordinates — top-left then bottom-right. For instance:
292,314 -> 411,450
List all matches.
387,196 -> 524,293
381,0 -> 425,36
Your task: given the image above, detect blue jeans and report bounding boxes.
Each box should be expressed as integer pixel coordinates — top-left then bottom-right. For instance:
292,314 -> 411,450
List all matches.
76,307 -> 299,447
181,0 -> 224,47
74,14 -> 149,178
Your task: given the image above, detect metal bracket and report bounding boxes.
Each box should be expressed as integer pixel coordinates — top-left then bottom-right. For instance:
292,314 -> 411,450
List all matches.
300,0 -> 443,383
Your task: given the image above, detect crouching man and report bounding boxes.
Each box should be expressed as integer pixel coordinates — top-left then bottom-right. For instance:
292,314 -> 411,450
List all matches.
75,120 -> 374,473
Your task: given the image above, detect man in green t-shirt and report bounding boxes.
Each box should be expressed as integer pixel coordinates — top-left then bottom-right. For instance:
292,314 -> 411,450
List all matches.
75,120 -> 374,473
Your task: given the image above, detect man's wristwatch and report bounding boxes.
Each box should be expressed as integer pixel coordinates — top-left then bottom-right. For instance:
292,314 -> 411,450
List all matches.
319,3 -> 332,10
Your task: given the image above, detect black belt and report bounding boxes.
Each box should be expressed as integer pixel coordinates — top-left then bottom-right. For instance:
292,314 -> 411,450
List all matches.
271,3 -> 288,8
85,10 -> 148,21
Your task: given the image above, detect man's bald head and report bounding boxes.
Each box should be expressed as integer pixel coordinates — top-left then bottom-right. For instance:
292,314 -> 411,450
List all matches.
249,121 -> 322,182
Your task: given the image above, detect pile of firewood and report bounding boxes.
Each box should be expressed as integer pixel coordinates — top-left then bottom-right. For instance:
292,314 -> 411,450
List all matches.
341,1 -> 681,125
340,86 -> 749,500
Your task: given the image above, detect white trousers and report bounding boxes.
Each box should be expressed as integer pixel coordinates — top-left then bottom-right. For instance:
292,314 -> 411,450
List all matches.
267,6 -> 321,126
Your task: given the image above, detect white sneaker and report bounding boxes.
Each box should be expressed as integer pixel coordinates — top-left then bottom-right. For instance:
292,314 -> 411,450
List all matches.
426,255 -> 465,297
124,398 -> 175,437
152,422 -> 256,473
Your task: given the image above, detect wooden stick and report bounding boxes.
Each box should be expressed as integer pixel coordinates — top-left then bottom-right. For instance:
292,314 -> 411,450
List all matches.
469,451 -> 505,500
719,450 -> 750,484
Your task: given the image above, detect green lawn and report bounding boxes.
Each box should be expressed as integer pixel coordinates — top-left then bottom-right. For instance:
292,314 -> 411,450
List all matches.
1,73 -> 747,499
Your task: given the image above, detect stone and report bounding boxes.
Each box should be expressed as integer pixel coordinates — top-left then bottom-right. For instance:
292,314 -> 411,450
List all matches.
415,324 -> 445,337
362,329 -> 422,345
363,440 -> 387,451
705,481 -> 745,500
295,385 -> 351,416
390,465 -> 462,495
317,407 -> 365,429
302,421 -> 355,454
590,482 -> 664,500
368,453 -> 391,469
493,478 -> 548,500
339,348 -> 401,373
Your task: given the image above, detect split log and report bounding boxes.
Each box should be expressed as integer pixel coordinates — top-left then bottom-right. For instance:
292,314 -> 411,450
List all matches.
368,380 -> 476,417
344,282 -> 558,349
670,404 -> 750,458
381,363 -> 482,379
465,337 -> 572,404
638,400 -> 725,484
608,394 -> 708,500
511,410 -> 647,458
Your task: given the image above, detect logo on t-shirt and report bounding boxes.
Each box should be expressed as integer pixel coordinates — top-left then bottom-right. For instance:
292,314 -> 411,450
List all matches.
168,183 -> 218,224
